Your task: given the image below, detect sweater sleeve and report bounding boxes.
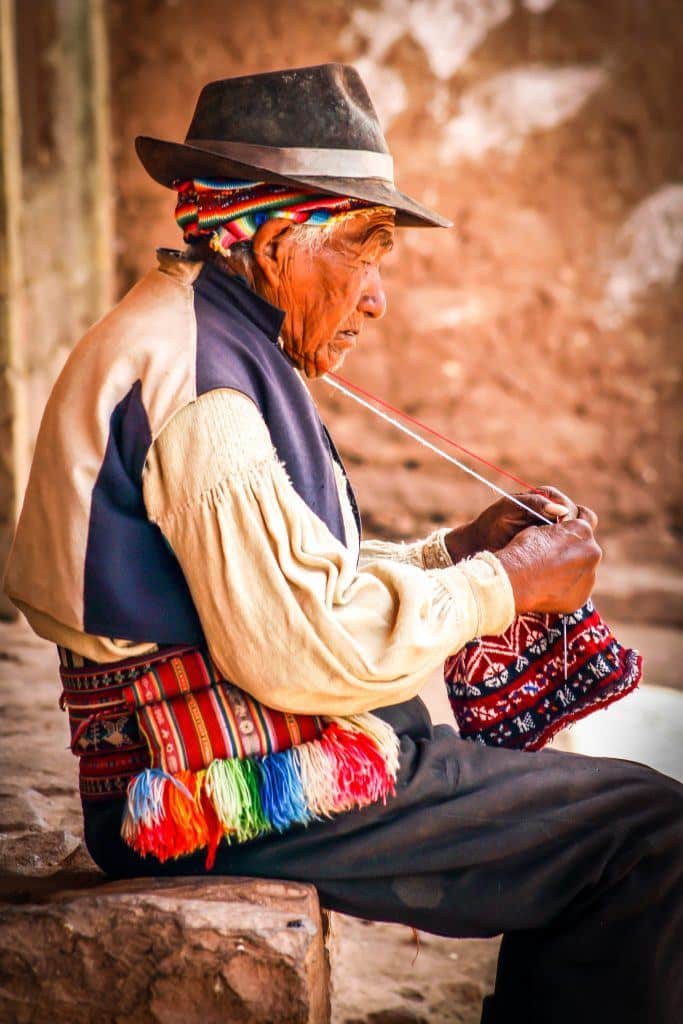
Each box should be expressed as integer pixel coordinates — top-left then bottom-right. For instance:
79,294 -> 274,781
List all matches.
142,388 -> 515,716
360,529 -> 454,570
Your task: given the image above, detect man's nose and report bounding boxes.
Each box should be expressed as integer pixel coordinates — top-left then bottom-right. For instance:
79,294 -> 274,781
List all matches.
358,267 -> 387,320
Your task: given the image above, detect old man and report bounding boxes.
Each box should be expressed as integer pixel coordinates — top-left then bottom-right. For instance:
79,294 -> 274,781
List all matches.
4,65 -> 682,1023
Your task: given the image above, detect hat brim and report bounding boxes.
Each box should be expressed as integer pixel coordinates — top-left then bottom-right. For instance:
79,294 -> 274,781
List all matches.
135,136 -> 452,229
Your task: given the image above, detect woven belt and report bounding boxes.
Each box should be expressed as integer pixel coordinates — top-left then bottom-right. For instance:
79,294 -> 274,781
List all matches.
59,644 -> 400,867
59,645 -> 193,800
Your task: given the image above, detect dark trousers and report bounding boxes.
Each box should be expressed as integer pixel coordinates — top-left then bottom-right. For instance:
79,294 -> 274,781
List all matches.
84,698 -> 683,1024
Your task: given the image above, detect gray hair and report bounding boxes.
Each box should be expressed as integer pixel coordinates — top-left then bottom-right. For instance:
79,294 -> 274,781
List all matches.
227,219 -> 343,273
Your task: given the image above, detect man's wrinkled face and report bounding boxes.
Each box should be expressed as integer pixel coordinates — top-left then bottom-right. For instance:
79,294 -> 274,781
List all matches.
252,208 -> 395,377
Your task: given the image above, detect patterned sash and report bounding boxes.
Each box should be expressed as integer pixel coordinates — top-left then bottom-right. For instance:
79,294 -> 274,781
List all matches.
60,646 -> 400,868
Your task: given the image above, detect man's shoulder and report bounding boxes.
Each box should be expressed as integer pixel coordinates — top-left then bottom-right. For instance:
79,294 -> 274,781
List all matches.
93,254 -> 201,348
37,256 -> 198,448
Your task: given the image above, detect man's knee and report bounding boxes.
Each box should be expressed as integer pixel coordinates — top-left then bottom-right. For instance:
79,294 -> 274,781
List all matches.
617,760 -> 683,814
605,761 -> 683,872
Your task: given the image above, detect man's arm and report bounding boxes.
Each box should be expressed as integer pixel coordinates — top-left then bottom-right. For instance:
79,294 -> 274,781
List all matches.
142,388 -> 516,717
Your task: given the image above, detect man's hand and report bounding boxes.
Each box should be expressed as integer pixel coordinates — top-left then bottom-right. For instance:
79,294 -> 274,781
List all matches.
444,485 -> 597,563
497,509 -> 602,614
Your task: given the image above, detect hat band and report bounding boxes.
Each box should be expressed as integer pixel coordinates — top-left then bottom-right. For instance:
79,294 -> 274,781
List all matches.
186,139 -> 395,184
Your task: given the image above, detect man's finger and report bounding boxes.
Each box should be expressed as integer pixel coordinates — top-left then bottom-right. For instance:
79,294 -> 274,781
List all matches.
561,516 -> 594,540
577,504 -> 599,530
515,493 -> 565,524
544,501 -> 572,521
537,485 -> 579,518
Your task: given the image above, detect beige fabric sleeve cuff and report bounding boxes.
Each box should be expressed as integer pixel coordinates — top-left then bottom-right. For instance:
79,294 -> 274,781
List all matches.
418,527 -> 453,569
437,550 -> 516,638
359,527 -> 453,570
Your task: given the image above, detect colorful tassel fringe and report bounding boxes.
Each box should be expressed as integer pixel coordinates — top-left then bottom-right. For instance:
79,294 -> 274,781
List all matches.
121,713 -> 400,868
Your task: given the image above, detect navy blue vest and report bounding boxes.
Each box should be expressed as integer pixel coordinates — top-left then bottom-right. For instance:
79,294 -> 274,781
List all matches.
83,258 -> 360,645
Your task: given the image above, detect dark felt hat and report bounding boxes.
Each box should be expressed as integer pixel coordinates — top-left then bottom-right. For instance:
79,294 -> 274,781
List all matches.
135,63 -> 451,229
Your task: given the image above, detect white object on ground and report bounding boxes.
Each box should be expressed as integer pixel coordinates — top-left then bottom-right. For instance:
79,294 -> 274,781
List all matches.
556,683 -> 683,783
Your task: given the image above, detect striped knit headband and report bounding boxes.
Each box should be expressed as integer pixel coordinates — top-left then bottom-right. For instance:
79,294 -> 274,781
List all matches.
175,178 -> 384,255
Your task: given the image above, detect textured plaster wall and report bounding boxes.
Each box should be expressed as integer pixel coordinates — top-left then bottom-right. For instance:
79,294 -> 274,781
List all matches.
106,0 -> 682,567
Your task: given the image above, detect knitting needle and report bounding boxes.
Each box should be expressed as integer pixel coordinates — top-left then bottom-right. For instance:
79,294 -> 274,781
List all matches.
325,373 -> 570,680
325,375 -> 554,526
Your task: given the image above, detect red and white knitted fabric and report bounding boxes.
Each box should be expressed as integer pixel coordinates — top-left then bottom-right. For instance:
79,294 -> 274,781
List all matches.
445,601 -> 642,751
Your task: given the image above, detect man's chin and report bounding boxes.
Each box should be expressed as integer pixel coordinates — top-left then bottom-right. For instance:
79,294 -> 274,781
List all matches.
329,349 -> 350,372
301,346 -> 351,378
319,350 -> 353,377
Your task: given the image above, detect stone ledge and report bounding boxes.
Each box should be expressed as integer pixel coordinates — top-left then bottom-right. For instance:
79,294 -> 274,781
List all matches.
0,875 -> 330,1024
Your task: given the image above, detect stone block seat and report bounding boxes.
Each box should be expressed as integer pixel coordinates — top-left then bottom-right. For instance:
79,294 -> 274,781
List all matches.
0,621 -> 331,1023
0,868 -> 331,1024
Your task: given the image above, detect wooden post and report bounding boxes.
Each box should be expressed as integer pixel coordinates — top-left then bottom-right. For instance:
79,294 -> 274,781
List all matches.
0,0 -> 26,619
0,0 -> 114,619
59,0 -> 114,321
88,0 -> 115,317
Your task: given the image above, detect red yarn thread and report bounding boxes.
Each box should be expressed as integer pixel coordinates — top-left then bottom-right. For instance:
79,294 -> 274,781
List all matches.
328,372 -> 543,495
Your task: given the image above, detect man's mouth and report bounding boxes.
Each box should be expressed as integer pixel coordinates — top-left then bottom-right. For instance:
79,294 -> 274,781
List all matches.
336,330 -> 359,349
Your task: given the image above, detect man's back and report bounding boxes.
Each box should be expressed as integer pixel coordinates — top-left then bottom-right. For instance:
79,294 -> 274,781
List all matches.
4,255 -> 200,648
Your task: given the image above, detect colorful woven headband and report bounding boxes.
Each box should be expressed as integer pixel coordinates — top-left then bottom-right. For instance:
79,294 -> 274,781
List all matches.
175,178 -> 381,255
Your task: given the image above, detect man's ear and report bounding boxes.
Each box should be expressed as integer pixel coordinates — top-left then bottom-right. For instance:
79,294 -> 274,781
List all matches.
251,218 -> 294,290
